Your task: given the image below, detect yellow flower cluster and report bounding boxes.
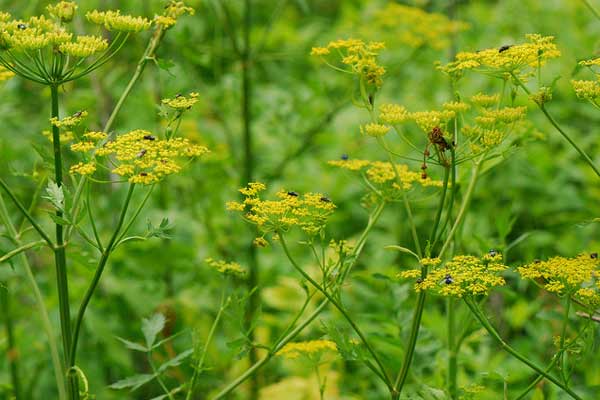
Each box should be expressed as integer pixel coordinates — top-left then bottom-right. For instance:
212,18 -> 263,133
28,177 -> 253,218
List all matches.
277,340 -> 337,359
470,93 -> 500,108
379,104 -> 409,124
462,106 -> 527,152
162,92 -> 200,111
328,159 -> 443,200
572,79 -> 600,101
42,130 -> 74,143
411,110 -> 456,132
226,183 -> 337,238
361,122 -> 390,137
0,65 -> 13,82
46,1 -> 77,23
0,15 -> 72,52
518,254 -> 600,306
439,34 -> 561,78
374,4 -> 468,50
50,110 -> 88,128
205,258 -> 247,279
69,129 -> 208,184
311,39 -> 386,86
443,101 -> 470,113
70,162 -> 96,175
59,35 -> 108,58
86,10 -> 151,32
154,1 -> 195,29
399,253 -> 508,297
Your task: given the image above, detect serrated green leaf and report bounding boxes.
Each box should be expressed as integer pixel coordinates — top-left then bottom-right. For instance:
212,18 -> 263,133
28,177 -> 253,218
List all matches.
109,374 -> 154,391
43,180 -> 64,212
142,313 -> 165,349
116,336 -> 148,352
157,349 -> 193,373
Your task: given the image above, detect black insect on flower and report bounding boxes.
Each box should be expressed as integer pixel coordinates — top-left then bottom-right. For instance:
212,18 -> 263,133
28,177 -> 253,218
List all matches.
73,110 -> 83,118
136,149 -> 147,158
591,253 -> 598,259
17,23 -> 27,30
320,196 -> 331,203
498,44 -> 513,53
143,135 -> 156,141
287,191 -> 299,197
341,154 -> 349,161
488,249 -> 498,257
416,278 -> 423,284
534,259 -> 541,264
444,274 -> 453,285
140,172 -> 148,177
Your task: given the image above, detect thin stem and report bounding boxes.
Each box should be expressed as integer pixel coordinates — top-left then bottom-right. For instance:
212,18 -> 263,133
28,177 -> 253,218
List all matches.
212,203 -> 386,399
69,184 -> 136,368
0,194 -> 66,399
428,166 -> 450,255
447,297 -> 457,399
186,288 -> 227,400
148,352 -> 175,400
464,298 -> 582,400
278,234 -> 393,391
1,283 -> 22,400
438,157 -> 483,259
581,0 -> 600,20
51,84 -> 77,400
0,178 -> 54,247
559,295 -> 572,385
510,72 -> 600,179
0,240 -> 46,263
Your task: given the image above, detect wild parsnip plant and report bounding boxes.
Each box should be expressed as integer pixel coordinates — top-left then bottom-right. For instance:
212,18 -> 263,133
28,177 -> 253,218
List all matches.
2,1 -> 600,400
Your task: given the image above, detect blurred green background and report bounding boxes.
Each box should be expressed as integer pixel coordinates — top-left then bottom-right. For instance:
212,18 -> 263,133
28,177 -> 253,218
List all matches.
1,0 -> 599,399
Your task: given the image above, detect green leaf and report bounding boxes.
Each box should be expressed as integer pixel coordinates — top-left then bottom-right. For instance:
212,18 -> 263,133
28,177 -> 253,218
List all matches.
384,245 -> 419,260
141,313 -> 165,349
157,349 -> 193,373
109,374 -> 154,391
116,337 -> 148,352
43,180 -> 64,212
47,212 -> 71,226
146,218 -> 174,239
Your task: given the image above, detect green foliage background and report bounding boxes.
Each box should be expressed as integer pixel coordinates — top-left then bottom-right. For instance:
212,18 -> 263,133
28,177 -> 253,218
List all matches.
0,0 -> 599,399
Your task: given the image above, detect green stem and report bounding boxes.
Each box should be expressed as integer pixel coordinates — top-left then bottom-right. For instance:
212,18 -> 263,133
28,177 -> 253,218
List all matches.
149,351 -> 175,400
464,298 -> 582,400
1,283 -> 22,400
0,240 -> 46,263
447,297 -> 457,399
0,178 -> 54,247
438,157 -> 483,259
51,84 -> 77,400
0,194 -> 66,399
510,72 -> 600,179
69,184 -> 136,368
581,0 -> 600,20
66,27 -> 166,242
428,166 -> 450,255
559,295 -> 572,385
212,203 -> 386,399
186,288 -> 227,400
278,233 -> 393,391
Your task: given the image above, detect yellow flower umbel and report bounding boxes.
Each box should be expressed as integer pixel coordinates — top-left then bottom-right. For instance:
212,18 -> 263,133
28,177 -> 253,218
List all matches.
0,2 -> 150,85
399,253 -> 508,297
69,129 -> 208,184
227,183 -> 336,240
50,110 -> 88,128
518,254 -> 600,307
438,34 -> 561,80
311,39 -> 386,87
277,340 -> 337,360
162,92 -> 200,111
205,258 -> 247,279
572,57 -> 600,106
373,4 -> 468,50
154,1 -> 195,29
0,65 -> 13,82
328,159 -> 443,202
